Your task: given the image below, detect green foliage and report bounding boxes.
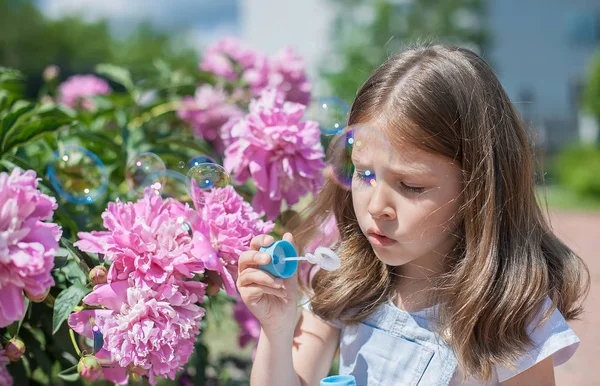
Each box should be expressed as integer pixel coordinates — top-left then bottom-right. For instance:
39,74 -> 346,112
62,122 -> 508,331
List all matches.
555,144 -> 600,199
0,0 -> 199,96
583,47 -> 600,128
323,0 -> 489,103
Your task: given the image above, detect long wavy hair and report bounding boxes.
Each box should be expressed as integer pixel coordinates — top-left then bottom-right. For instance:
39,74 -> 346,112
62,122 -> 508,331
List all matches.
291,44 -> 590,381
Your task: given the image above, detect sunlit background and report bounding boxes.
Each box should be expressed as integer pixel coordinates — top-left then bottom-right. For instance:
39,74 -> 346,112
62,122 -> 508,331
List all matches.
1,0 -> 599,385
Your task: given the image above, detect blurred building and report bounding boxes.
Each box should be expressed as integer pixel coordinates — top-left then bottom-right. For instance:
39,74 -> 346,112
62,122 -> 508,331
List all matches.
489,0 -> 600,152
239,0 -> 600,152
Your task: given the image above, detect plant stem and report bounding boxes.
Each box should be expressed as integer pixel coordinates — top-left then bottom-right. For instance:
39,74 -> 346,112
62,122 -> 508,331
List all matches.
69,328 -> 82,357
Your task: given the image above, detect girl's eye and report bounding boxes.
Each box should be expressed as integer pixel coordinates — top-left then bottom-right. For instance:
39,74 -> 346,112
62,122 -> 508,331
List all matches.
354,169 -> 376,183
400,182 -> 425,194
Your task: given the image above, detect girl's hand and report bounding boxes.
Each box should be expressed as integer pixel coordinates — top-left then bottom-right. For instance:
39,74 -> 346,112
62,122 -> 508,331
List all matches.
237,232 -> 299,337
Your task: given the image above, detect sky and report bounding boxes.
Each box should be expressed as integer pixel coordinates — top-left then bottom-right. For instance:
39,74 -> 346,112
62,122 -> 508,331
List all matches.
35,0 -> 240,50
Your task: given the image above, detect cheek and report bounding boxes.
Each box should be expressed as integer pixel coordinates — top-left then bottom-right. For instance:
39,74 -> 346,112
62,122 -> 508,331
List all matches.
351,188 -> 367,213
397,200 -> 459,241
352,189 -> 371,231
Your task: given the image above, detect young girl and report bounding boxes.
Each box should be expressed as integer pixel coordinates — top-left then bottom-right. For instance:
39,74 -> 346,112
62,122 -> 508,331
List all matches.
236,44 -> 590,385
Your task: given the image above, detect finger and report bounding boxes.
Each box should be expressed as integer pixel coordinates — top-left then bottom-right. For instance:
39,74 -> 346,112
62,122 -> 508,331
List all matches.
281,232 -> 300,286
282,232 -> 296,249
238,251 -> 272,273
237,268 -> 283,289
249,234 -> 275,251
242,284 -> 288,302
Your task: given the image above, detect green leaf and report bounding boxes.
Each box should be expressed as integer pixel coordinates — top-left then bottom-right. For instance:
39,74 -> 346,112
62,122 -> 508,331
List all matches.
0,67 -> 24,85
2,118 -> 75,154
0,102 -> 35,144
17,298 -> 29,336
0,90 -> 10,110
57,372 -> 80,382
95,63 -> 135,91
61,238 -> 94,273
57,364 -> 79,382
60,260 -> 87,286
53,249 -> 69,270
24,323 -> 47,347
52,284 -> 89,334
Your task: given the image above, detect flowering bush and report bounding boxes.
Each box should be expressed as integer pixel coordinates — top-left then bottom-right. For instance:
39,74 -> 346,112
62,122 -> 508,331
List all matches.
0,36 -> 336,385
0,168 -> 61,327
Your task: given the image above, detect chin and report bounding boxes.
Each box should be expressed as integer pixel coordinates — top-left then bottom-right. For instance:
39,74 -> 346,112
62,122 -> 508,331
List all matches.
371,248 -> 409,267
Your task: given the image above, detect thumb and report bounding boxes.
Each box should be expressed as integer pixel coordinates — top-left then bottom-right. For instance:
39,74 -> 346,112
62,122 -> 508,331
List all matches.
282,232 -> 296,250
282,232 -> 299,288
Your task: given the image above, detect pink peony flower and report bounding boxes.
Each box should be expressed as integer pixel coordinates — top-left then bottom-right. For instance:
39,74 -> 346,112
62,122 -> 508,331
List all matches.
224,89 -> 325,219
74,191 -> 207,292
58,74 -> 111,110
200,37 -> 260,81
190,185 -> 274,295
177,85 -> 244,153
244,47 -> 311,105
0,168 -> 61,328
233,297 -> 260,358
69,284 -> 204,385
71,192 -> 218,384
0,344 -> 12,386
219,116 -> 243,151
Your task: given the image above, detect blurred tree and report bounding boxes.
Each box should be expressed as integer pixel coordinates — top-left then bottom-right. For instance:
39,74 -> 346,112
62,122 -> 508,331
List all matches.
0,0 -> 198,96
583,47 -> 600,135
322,0 -> 489,104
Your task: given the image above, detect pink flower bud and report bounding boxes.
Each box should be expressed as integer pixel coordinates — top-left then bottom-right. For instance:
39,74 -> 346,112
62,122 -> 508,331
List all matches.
78,355 -> 102,382
206,283 -> 220,297
43,65 -> 60,82
88,266 -> 108,285
5,339 -> 25,362
24,288 -> 50,303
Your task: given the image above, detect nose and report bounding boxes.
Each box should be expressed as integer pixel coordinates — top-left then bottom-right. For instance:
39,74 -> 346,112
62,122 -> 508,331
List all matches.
367,182 -> 396,220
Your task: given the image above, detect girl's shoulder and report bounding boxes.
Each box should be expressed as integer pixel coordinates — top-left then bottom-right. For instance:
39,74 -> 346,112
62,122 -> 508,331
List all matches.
493,296 -> 579,382
451,296 -> 580,385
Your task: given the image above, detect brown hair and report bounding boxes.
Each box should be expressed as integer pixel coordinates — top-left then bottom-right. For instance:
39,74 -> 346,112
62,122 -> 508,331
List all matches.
291,44 -> 590,381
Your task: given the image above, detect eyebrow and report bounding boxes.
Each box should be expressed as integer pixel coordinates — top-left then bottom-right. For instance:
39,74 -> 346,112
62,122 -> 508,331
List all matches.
352,157 -> 435,178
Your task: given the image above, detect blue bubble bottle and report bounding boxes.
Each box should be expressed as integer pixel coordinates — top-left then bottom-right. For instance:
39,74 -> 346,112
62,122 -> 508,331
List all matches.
320,375 -> 357,386
258,240 -> 341,278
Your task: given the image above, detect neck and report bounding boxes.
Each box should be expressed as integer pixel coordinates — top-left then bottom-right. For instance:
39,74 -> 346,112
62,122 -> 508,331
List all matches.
391,260 -> 444,312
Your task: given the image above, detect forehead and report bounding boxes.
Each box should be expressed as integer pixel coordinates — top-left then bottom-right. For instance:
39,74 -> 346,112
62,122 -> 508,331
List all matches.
350,124 -> 456,176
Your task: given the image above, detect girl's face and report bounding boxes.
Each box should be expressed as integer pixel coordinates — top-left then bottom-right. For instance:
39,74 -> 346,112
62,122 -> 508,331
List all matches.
350,125 -> 463,278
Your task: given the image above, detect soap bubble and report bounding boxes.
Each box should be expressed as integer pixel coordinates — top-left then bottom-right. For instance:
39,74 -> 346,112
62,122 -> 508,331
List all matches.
141,169 -> 190,202
48,145 -> 108,204
187,155 -> 217,169
125,152 -> 166,196
187,163 -> 229,204
305,96 -> 349,136
326,124 -> 391,191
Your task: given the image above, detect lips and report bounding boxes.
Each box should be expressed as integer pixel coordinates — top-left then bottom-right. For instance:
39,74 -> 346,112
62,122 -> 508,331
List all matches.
366,228 -> 396,247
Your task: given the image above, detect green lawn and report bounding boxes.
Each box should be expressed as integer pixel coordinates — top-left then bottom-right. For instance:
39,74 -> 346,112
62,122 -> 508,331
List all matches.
536,185 -> 600,212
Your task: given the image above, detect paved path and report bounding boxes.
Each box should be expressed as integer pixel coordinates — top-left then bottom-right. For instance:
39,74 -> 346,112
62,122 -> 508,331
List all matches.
550,211 -> 599,386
